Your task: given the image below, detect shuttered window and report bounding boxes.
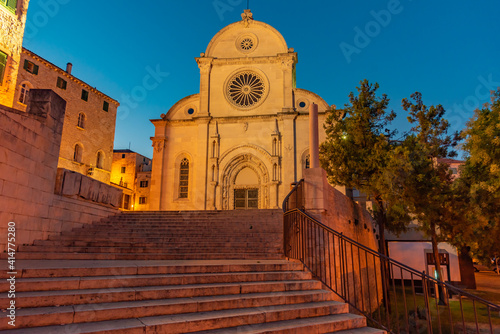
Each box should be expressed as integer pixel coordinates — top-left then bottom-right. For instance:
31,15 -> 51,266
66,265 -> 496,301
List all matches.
56,77 -> 67,90
1,0 -> 17,12
0,51 -> 7,85
23,60 -> 38,75
81,89 -> 88,101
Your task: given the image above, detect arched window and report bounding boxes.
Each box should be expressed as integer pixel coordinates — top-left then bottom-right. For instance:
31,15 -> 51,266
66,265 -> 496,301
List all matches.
305,154 -> 310,169
179,158 -> 189,198
77,113 -> 85,128
272,138 -> 278,156
73,144 -> 82,163
18,83 -> 31,104
96,151 -> 104,169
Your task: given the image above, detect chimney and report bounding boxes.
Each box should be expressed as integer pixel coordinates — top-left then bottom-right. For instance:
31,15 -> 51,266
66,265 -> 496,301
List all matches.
66,63 -> 73,75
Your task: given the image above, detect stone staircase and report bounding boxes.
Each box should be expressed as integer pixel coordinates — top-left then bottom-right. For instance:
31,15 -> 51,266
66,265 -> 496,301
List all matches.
0,210 -> 385,333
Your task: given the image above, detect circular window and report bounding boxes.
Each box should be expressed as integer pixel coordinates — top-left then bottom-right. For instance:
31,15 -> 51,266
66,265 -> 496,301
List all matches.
236,34 -> 258,54
297,99 -> 309,109
187,108 -> 195,115
226,71 -> 266,109
240,38 -> 254,51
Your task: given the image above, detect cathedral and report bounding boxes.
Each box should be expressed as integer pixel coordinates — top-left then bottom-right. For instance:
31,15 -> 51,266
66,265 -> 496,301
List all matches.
150,10 -> 331,210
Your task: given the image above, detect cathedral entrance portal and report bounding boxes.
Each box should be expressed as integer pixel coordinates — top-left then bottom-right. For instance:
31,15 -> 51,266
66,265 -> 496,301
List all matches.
220,153 -> 270,210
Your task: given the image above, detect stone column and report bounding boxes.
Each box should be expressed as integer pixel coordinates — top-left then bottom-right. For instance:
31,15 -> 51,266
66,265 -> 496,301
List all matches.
309,102 -> 320,168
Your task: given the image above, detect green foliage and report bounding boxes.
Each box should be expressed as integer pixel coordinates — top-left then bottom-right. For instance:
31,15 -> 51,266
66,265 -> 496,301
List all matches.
319,79 -> 411,242
458,89 -> 500,261
398,93 -> 458,240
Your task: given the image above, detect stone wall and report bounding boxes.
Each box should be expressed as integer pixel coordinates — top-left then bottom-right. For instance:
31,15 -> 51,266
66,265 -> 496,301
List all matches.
0,89 -> 119,252
302,167 -> 381,313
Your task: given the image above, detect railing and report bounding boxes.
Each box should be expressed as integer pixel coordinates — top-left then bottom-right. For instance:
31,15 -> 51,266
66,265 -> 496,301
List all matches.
282,179 -> 305,212
283,183 -> 500,334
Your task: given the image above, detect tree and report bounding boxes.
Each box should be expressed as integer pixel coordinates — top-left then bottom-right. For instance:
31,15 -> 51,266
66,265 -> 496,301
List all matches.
397,92 -> 459,303
319,80 -> 411,257
460,89 -> 500,274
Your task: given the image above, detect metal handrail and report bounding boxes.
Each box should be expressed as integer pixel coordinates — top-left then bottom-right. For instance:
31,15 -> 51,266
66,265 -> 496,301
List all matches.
282,185 -> 500,334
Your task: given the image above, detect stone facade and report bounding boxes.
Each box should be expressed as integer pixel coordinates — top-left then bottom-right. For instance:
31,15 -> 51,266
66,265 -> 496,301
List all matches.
150,10 -> 330,211
14,48 -> 120,184
0,89 -> 119,252
0,0 -> 29,107
111,149 -> 152,210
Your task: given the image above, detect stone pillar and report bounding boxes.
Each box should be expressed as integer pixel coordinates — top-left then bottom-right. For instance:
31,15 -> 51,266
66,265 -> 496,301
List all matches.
309,102 -> 320,168
196,57 -> 213,117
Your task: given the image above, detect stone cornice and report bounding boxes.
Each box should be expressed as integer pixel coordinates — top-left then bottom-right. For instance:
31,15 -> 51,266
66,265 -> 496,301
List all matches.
22,48 -> 120,106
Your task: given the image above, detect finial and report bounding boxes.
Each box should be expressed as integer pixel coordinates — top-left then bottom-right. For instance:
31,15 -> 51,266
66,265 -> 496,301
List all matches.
241,9 -> 253,27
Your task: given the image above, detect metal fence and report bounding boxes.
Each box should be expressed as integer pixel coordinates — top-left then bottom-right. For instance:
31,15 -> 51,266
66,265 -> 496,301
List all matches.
283,182 -> 500,334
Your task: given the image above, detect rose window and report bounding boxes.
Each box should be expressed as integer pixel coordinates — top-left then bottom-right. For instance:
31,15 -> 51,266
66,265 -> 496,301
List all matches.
240,38 -> 254,51
226,71 -> 266,109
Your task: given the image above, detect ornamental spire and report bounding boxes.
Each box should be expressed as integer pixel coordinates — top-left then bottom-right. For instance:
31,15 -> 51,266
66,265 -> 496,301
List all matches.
241,9 -> 253,27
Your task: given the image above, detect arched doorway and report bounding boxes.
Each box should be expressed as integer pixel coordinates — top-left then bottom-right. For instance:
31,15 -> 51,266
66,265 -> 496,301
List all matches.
220,153 -> 270,210
234,167 -> 259,209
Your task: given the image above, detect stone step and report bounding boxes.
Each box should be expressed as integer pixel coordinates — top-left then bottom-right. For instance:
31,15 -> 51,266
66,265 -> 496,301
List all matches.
189,314 -> 369,333
48,235 -> 280,243
32,239 -> 281,248
0,260 -> 304,278
59,230 -> 280,237
327,328 -> 387,334
17,245 -> 282,254
0,271 -> 312,292
10,252 -> 284,260
0,280 -> 322,308
0,293 -> 340,330
0,306 -> 363,334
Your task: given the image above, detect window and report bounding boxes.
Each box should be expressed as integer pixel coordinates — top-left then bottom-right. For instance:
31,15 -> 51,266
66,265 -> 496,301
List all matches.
179,158 -> 189,198
81,89 -> 88,101
96,151 -> 104,169
305,154 -> 310,169
103,101 -> 109,112
73,144 -> 82,163
1,0 -> 17,12
140,181 -> 148,188
77,113 -> 85,128
18,83 -> 30,104
56,77 -> 67,90
122,154 -> 125,158
0,51 -> 7,85
23,60 -> 39,75
139,197 -> 147,204
121,166 -> 126,173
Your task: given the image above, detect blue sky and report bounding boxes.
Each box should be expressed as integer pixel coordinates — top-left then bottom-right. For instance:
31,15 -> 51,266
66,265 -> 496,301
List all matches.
23,0 -> 500,159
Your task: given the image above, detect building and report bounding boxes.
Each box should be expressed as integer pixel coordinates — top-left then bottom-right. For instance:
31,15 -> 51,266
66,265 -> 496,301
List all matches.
150,10 -> 331,211
14,48 -> 120,184
0,0 -> 29,107
111,149 -> 152,210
